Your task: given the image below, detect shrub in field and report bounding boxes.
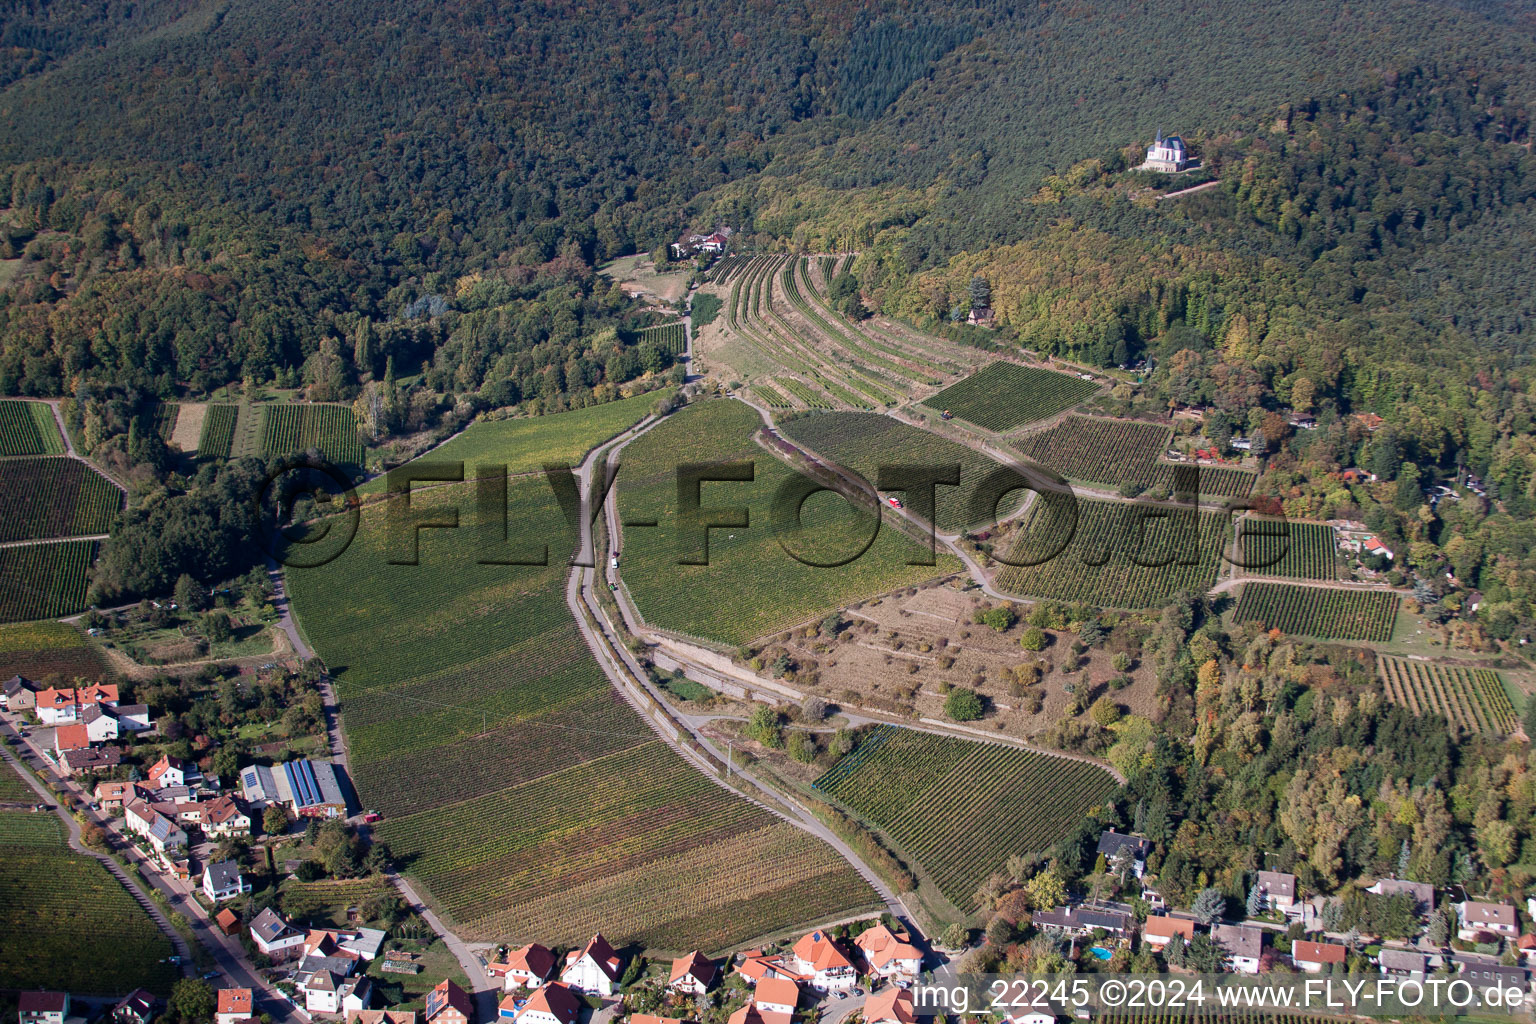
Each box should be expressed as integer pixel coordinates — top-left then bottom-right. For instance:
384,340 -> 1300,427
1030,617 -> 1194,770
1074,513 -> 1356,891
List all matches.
945,688 -> 984,721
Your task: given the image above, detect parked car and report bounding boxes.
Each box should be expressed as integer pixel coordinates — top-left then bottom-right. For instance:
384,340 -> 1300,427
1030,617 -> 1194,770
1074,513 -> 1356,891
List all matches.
886,496 -> 903,508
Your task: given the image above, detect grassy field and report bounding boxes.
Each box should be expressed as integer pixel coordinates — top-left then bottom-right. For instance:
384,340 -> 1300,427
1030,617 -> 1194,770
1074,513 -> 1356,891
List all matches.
780,412 -> 1027,534
617,400 -> 960,646
288,421 -> 879,950
1234,582 -> 1400,641
0,400 -> 65,455
1377,656 -> 1518,734
922,362 -> 1099,431
0,541 -> 98,623
0,458 -> 121,542
356,390 -> 668,495
0,620 -> 112,682
814,726 -> 1117,909
0,805 -> 178,994
994,497 -> 1226,608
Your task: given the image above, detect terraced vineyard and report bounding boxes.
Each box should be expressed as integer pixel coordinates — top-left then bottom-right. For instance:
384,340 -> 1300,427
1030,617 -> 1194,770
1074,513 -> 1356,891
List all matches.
813,726 -> 1117,908
617,401 -> 959,645
1377,656 -> 1518,734
923,362 -> 1099,431
1234,582 -> 1400,641
0,620 -> 110,681
1236,518 -> 1337,579
0,541 -> 98,622
708,253 -> 754,284
753,384 -> 791,408
0,458 -> 121,542
0,806 -> 178,994
1012,415 -> 1255,498
994,497 -> 1226,608
197,404 -> 237,457
289,407 -> 880,949
0,400 -> 65,455
262,403 -> 365,472
781,412 -> 1026,534
639,321 -> 687,355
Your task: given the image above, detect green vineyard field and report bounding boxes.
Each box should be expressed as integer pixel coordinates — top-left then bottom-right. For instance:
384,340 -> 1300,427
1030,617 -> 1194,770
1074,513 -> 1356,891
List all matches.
814,726 -> 1117,908
0,620 -> 112,681
639,321 -> 687,355
198,404 -> 237,457
289,431 -> 879,949
0,458 -> 121,542
1237,518 -> 1337,579
1234,582 -> 1399,641
1377,655 -> 1518,734
1011,415 -> 1257,498
0,541 -> 97,623
261,403 -> 365,471
617,400 -> 959,646
922,362 -> 1099,431
0,807 -> 178,994
995,497 -> 1226,608
0,400 -> 65,456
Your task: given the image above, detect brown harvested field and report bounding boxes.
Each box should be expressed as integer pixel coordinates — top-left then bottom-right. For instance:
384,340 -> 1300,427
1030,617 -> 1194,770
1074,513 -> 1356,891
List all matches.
169,402 -> 206,453
601,253 -> 690,304
756,581 -> 1160,741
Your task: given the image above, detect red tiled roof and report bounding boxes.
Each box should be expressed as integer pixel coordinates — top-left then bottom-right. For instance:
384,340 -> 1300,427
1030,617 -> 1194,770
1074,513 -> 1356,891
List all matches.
508,942 -> 556,979
519,983 -> 581,1024
669,950 -> 716,987
217,988 -> 253,1015
792,930 -> 851,972
864,988 -> 917,1024
1292,940 -> 1346,964
53,723 -> 90,751
854,925 -> 920,968
754,977 -> 799,1009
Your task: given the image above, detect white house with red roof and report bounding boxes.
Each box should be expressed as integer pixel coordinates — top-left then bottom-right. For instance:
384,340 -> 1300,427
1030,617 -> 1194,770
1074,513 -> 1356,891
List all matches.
789,929 -> 856,992
53,723 -> 91,754
752,978 -> 799,1023
425,980 -> 473,1024
668,950 -> 716,995
125,797 -> 187,854
864,988 -> 918,1024
734,950 -> 797,987
19,992 -> 69,1024
854,924 -> 921,981
503,982 -> 581,1024
561,934 -> 623,996
490,943 -> 557,992
215,988 -> 253,1024
34,684 -> 119,725
149,754 -> 197,788
1458,901 -> 1519,941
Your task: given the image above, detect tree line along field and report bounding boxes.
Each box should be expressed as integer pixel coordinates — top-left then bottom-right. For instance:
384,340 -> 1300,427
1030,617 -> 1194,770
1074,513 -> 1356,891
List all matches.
0,619 -> 111,682
1234,582 -> 1400,641
617,400 -> 960,646
355,389 -> 667,496
261,403 -> 366,473
1377,655 -> 1518,734
922,362 -> 1100,432
1235,518 -> 1337,579
0,805 -> 178,995
0,399 -> 65,455
0,540 -> 98,623
813,725 -> 1117,910
197,404 -> 237,457
781,412 -> 1028,534
993,498 -> 1226,608
287,416 -> 879,950
0,458 -> 121,542
638,321 -> 687,355
1011,414 -> 1255,498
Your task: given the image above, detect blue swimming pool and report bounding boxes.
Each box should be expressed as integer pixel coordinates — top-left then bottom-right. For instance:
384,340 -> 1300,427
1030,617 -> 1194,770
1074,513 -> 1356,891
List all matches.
1089,946 -> 1113,960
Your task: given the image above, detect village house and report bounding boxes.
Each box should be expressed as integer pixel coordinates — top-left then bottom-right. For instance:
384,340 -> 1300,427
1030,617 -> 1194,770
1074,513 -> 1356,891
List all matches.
1288,413 -> 1318,430
628,1016 -> 689,1024
240,759 -> 347,817
1097,830 -> 1152,878
250,907 -> 308,961
503,982 -> 580,1024
1458,901 -> 1519,941
1379,950 -> 1429,980
215,988 -> 253,1024
734,950 -> 798,986
1292,940 -> 1346,973
863,988 -> 917,1024
1033,904 -> 1135,939
199,795 -> 252,837
349,1012 -> 417,1024
124,797 -> 187,854
425,980 -> 474,1024
19,993 -> 69,1024
306,971 -> 372,1016
1004,1001 -> 1056,1024
35,684 -> 119,725
2,674 -> 36,711
1454,957 -> 1529,990
561,934 -> 623,997
1255,871 -> 1296,914
854,924 -> 922,981
668,951 -> 717,995
149,754 -> 197,789
1140,915 -> 1195,951
788,929 -> 857,992
751,977 -> 800,1024
112,990 -> 158,1024
1210,924 -> 1263,975
490,943 -> 557,992
1367,878 -> 1435,916
83,702 -> 152,741
60,745 -> 123,777
202,860 -> 251,902
52,723 -> 90,755
304,927 -> 386,962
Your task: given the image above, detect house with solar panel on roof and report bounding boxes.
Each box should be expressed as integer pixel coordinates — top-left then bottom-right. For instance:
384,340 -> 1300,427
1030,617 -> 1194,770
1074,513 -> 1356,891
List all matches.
240,759 -> 350,818
1142,131 -> 1191,172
